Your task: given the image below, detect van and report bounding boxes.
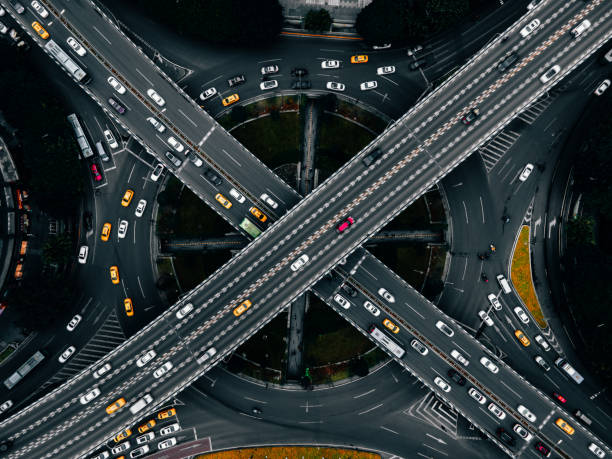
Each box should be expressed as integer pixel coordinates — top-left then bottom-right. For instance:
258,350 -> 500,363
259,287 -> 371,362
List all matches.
496,274 -> 512,294
574,409 -> 592,426
497,52 -> 519,73
555,358 -> 584,384
95,141 -> 110,162
570,19 -> 591,38
129,393 -> 153,415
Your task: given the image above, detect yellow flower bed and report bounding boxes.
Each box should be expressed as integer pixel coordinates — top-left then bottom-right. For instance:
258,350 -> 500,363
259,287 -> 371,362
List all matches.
510,225 -> 547,328
198,447 -> 380,459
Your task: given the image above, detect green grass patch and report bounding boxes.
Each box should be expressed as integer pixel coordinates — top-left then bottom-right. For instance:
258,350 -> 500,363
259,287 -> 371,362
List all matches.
230,113 -> 302,169
511,226 -> 547,328
235,312 -> 288,369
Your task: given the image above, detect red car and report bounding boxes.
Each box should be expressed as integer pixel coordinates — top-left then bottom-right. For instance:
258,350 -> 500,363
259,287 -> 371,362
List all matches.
90,164 -> 102,181
337,217 -> 355,233
552,392 -> 566,404
534,441 -> 551,457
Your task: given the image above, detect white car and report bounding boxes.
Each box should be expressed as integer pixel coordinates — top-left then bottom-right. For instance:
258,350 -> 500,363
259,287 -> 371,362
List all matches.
136,349 -> 156,367
78,245 -> 88,264
333,294 -> 350,309
130,446 -> 149,458
136,432 -> 154,445
517,404 -> 537,422
229,188 -> 245,203
589,443 -> 606,458
487,293 -> 502,311
260,80 -> 278,90
363,300 -> 380,316
146,116 -> 165,133
436,320 -> 454,337
594,79 -> 610,96
519,163 -> 534,181
66,314 -> 82,331
196,347 -> 216,364
107,76 -> 126,94
260,193 -> 278,209
451,349 -> 469,366
514,307 -> 530,324
434,376 -> 451,393
0,7 -> 5,16
378,288 -> 395,303
410,339 -> 428,355
290,254 -> 309,272
534,334 -> 551,351
478,310 -> 494,326
488,402 -> 506,420
159,423 -> 179,436
135,199 -> 147,217
0,400 -> 13,413
147,88 -> 165,106
360,81 -> 378,91
153,361 -> 173,379
150,163 -> 164,182
118,220 -> 128,239
0,22 -> 7,34
372,43 -> 391,49
513,424 -> 533,441
376,66 -> 395,75
111,442 -> 130,454
66,37 -> 86,56
200,87 -> 217,101
93,363 -> 111,379
468,387 -> 486,404
526,0 -> 542,9
31,0 -> 48,18
167,136 -> 184,153
480,356 -> 499,374
261,65 -> 278,75
59,346 -> 76,363
104,129 -> 118,149
326,82 -> 345,92
520,19 -> 540,38
321,60 -> 340,69
176,302 -> 194,319
540,64 -> 561,84
158,437 -> 177,450
79,387 -> 101,405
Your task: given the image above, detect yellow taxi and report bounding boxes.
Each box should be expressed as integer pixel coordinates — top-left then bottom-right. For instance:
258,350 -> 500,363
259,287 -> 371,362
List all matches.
31,22 -> 49,40
138,419 -> 156,434
124,298 -> 134,316
215,193 -> 232,209
514,330 -> 531,347
106,397 -> 126,414
101,223 -> 112,241
222,94 -> 239,107
249,206 -> 267,222
383,318 -> 400,334
110,266 -> 120,284
113,428 -> 132,443
121,189 -> 134,207
555,418 -> 575,435
233,299 -> 252,317
157,408 -> 176,420
350,54 -> 368,64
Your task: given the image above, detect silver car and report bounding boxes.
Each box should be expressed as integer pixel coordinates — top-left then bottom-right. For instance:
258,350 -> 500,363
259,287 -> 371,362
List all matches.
107,76 -> 126,94
66,37 -> 86,56
260,193 -> 278,209
79,387 -> 101,405
360,81 -> 378,91
326,82 -> 345,92
378,288 -> 395,303
363,301 -> 380,316
480,356 -> 499,374
118,220 -> 128,239
290,254 -> 309,272
135,199 -> 147,217
165,151 -> 182,168
147,88 -> 165,106
200,87 -> 217,101
451,349 -> 469,366
321,60 -> 340,69
176,303 -> 194,319
158,437 -> 177,450
93,363 -> 111,379
167,137 -> 184,153
333,294 -> 350,309
59,346 -> 76,363
146,116 -> 165,133
136,349 -> 156,367
31,0 -> 48,18
520,19 -> 540,38
153,361 -> 173,379
410,339 -> 428,355
66,314 -> 82,331
376,66 -> 395,75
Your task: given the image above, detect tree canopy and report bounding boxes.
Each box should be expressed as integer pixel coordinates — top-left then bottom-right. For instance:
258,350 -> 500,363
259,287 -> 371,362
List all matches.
304,8 -> 332,32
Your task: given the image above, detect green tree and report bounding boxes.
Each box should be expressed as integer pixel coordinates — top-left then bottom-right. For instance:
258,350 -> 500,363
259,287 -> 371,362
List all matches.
567,216 -> 595,247
356,0 -> 412,45
304,8 -> 332,32
42,234 -> 73,268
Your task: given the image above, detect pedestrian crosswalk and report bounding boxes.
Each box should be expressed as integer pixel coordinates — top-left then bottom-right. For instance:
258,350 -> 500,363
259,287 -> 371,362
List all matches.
41,311 -> 126,389
517,89 -> 561,125
405,391 -> 459,437
479,130 -> 521,172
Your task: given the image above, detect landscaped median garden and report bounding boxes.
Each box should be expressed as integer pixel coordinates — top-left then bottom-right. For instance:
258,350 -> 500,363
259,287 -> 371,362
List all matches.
510,225 -> 547,328
197,446 -> 380,459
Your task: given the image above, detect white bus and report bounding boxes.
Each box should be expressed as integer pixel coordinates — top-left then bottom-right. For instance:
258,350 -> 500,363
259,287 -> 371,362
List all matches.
44,39 -> 91,84
555,358 -> 584,384
4,350 -> 45,389
369,325 -> 405,358
67,113 -> 93,159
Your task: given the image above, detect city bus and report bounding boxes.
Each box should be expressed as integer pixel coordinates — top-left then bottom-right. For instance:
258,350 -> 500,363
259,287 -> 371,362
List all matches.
67,113 -> 93,159
4,350 -> 45,389
44,39 -> 91,84
369,325 -> 405,358
239,218 -> 262,238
